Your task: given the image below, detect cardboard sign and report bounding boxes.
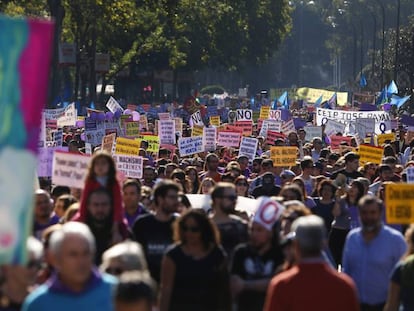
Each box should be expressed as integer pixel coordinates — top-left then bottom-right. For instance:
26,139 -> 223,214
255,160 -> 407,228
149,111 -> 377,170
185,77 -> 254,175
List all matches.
106,96 -> 123,113
325,119 -> 346,136
101,133 -> 116,154
52,151 -> 91,188
217,131 -> 241,147
115,137 -> 140,156
239,137 -> 258,161
37,147 -> 68,177
113,155 -> 143,179
269,109 -> 282,120
304,126 -> 322,142
191,110 -> 204,126
259,106 -> 270,119
192,125 -> 204,137
270,147 -> 298,167
259,119 -> 282,137
358,144 -> 384,165
125,121 -> 140,138
138,135 -> 160,154
158,119 -> 176,145
210,115 -> 221,127
329,135 -> 352,150
236,109 -> 253,121
266,130 -> 286,145
377,133 -> 396,146
234,120 -> 253,136
178,136 -> 204,157
385,183 -> 414,224
406,167 -> 414,184
203,127 -> 217,151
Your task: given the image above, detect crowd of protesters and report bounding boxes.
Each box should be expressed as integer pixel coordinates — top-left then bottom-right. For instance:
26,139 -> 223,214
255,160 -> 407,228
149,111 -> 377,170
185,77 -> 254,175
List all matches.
1,102 -> 414,311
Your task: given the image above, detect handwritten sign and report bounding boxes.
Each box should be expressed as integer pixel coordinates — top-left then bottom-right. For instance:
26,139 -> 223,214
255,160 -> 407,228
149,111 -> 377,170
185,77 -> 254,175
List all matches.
138,135 -> 160,154
270,147 -> 297,167
260,106 -> 270,119
158,119 -> 176,145
158,112 -> 171,120
101,133 -> 116,154
192,125 -> 204,137
113,155 -> 143,179
210,116 -> 221,127
44,107 -> 65,120
325,119 -> 346,136
281,119 -> 296,135
329,135 -> 352,150
358,144 -> 384,165
178,136 -> 204,157
259,119 -> 282,137
191,110 -> 204,126
406,167 -> 414,184
236,109 -> 253,121
234,120 -> 253,136
217,131 -> 241,147
385,183 -> 414,224
203,127 -> 217,151
139,115 -> 148,131
238,137 -> 258,161
52,151 -> 91,188
125,121 -> 140,138
106,96 -> 124,113
115,137 -> 140,156
57,103 -> 77,127
304,126 -> 322,142
377,133 -> 396,146
269,109 -> 282,120
266,131 -> 286,145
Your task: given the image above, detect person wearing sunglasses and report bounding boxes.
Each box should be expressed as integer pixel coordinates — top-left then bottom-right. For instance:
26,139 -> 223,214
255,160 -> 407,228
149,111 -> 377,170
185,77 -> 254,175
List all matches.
159,209 -> 230,311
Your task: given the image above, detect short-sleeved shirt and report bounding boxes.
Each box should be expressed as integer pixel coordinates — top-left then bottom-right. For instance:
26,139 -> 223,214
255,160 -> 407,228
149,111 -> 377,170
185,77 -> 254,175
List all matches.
391,256 -> 414,311
215,216 -> 248,259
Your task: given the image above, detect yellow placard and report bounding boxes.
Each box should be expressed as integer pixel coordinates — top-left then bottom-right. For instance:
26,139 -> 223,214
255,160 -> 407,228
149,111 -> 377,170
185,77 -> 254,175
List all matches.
210,116 -> 221,127
260,106 -> 270,119
137,135 -> 160,154
101,133 -> 116,154
270,147 -> 298,167
358,144 -> 384,165
296,87 -> 348,106
377,133 -> 395,146
385,183 -> 414,224
192,125 -> 204,137
115,137 -> 140,155
125,121 -> 140,137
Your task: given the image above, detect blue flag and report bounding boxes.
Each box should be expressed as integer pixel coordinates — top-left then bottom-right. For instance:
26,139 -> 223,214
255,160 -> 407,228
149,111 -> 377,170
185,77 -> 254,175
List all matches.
375,87 -> 388,106
387,80 -> 398,96
278,91 -> 289,109
314,95 -> 323,108
390,95 -> 411,109
360,74 -> 367,88
327,92 -> 337,109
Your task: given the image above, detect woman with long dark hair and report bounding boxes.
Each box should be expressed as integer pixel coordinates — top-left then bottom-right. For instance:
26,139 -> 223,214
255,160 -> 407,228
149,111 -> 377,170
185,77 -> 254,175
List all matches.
312,179 -> 337,232
159,209 -> 231,311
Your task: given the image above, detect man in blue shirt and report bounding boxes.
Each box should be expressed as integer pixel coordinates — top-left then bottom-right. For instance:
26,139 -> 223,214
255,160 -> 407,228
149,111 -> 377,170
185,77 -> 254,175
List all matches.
22,222 -> 117,311
342,195 -> 406,311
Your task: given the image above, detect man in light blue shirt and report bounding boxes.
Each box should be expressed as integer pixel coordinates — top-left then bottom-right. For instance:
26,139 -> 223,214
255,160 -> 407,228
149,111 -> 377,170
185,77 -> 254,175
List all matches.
342,195 -> 406,311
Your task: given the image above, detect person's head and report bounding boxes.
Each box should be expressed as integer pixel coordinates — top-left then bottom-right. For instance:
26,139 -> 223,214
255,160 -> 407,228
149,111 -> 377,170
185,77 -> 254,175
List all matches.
234,175 -> 249,196
34,189 -> 53,221
312,137 -> 323,150
252,157 -> 263,174
100,241 -> 148,277
51,185 -> 71,202
140,186 -> 152,210
347,179 -> 365,204
291,215 -> 327,259
114,271 -> 156,311
292,177 -> 308,197
165,163 -> 179,179
49,222 -> 95,289
344,152 -> 360,172
170,168 -> 186,185
158,148 -> 170,159
86,188 -> 113,224
54,194 -> 78,218
280,184 -> 304,202
281,170 -> 296,185
206,153 -> 219,171
122,179 -> 142,210
358,194 -> 383,233
262,172 -> 275,187
87,152 -> 117,180
378,164 -> 394,182
288,132 -> 298,144
383,156 -> 398,171
198,177 -> 216,194
211,182 -> 237,215
177,193 -> 192,214
62,203 -> 79,223
261,159 -> 274,173
152,180 -> 180,215
317,179 -> 336,199
300,157 -> 314,174
185,166 -> 199,184
143,166 -> 157,184
297,128 -> 306,141
237,155 -> 249,171
280,200 -> 311,237
383,144 -> 396,157
173,209 -> 220,249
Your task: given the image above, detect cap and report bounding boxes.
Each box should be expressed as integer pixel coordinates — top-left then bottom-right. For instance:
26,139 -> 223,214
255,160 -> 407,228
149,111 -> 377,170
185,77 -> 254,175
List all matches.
253,197 -> 284,231
281,170 -> 296,178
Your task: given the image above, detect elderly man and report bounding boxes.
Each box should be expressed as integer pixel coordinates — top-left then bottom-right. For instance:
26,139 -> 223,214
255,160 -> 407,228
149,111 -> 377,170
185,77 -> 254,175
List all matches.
22,222 -> 117,311
264,215 -> 359,311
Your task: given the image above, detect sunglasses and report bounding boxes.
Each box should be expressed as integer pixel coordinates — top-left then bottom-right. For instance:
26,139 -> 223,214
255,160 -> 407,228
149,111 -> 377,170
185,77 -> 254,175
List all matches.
182,225 -> 201,233
105,267 -> 124,275
220,194 -> 238,201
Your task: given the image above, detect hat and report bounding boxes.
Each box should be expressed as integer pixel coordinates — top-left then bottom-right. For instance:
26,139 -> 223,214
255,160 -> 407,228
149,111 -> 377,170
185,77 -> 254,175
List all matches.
281,170 -> 296,178
253,197 -> 284,231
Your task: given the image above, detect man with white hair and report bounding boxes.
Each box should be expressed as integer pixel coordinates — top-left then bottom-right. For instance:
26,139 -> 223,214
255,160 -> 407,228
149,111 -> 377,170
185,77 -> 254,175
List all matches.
22,222 -> 117,311
264,215 -> 359,311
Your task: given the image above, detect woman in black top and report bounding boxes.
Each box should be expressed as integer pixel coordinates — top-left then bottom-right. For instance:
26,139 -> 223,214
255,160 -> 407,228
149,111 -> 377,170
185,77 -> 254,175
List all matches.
312,179 -> 337,232
159,209 -> 231,311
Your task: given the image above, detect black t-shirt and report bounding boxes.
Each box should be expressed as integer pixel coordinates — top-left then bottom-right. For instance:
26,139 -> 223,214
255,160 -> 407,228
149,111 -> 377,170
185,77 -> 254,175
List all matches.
251,185 -> 281,198
166,244 -> 229,311
330,169 -> 363,185
231,243 -> 284,311
132,214 -> 176,283
216,216 -> 248,259
312,198 -> 335,232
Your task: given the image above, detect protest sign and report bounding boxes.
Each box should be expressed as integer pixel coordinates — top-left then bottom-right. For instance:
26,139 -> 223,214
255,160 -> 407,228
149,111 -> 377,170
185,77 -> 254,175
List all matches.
385,183 -> 414,224
406,167 -> 414,184
210,116 -> 221,127
52,151 -> 90,188
101,133 -> 116,154
270,147 -> 297,167
113,155 -> 143,179
178,136 -> 204,157
203,127 -> 217,151
236,109 -> 253,121
115,137 -> 140,156
377,133 -> 396,146
50,129 -> 63,147
266,130 -> 286,145
158,119 -> 176,145
44,107 -> 66,120
192,125 -> 204,137
239,137 -> 258,161
174,117 -> 183,135
139,115 -> 148,131
191,111 -> 204,126
138,135 -> 160,154
158,112 -> 171,120
269,110 -> 282,120
217,131 -> 241,147
38,113 -> 46,148
259,119 -> 282,137
296,87 -> 348,106
125,121 -> 140,138
37,147 -> 68,177
354,118 -> 375,138
259,106 -> 270,119
234,121 -> 253,136
106,96 -> 123,113
329,135 -> 352,150
358,144 -> 384,165
85,143 -> 92,155
324,119 -> 346,137
57,103 -> 77,127
304,126 -> 322,142
281,119 -> 296,135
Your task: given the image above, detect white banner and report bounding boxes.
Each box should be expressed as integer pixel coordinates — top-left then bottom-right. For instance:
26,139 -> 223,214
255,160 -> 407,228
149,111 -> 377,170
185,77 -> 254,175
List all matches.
238,137 -> 258,161
178,136 -> 204,157
113,155 -> 143,179
52,151 -> 91,188
158,119 -> 176,145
